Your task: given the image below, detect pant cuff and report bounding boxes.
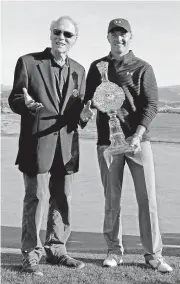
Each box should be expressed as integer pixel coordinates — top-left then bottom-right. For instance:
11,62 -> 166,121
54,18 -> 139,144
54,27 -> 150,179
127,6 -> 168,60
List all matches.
107,249 -> 123,256
144,252 -> 162,261
44,245 -> 67,258
22,247 -> 43,261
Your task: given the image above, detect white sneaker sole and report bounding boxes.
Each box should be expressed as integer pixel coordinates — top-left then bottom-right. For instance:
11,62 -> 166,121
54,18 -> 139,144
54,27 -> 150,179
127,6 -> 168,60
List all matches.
103,259 -> 123,267
146,262 -> 173,273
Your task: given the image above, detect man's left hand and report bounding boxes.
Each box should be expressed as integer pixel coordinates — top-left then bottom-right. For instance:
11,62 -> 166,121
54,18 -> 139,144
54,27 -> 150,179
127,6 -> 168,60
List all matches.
80,100 -> 95,122
127,135 -> 141,154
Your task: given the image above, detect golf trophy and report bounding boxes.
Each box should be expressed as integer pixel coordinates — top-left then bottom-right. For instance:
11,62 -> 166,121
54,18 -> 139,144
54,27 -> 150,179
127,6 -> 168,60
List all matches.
93,61 -> 134,166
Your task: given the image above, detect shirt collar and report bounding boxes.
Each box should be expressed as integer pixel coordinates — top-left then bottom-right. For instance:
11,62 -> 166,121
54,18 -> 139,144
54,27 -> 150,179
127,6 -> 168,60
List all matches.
49,49 -> 69,68
107,50 -> 135,65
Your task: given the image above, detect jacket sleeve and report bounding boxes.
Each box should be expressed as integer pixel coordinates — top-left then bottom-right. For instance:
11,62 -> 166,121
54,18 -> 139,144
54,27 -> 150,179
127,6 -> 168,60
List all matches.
79,68 -> 86,100
139,65 -> 159,129
79,63 -> 101,129
8,57 -> 30,115
83,62 -> 101,105
78,68 -> 88,129
66,68 -> 86,132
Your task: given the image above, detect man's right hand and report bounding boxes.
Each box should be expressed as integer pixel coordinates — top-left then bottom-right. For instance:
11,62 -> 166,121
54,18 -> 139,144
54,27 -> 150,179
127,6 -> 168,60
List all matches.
80,100 -> 95,122
23,88 -> 43,112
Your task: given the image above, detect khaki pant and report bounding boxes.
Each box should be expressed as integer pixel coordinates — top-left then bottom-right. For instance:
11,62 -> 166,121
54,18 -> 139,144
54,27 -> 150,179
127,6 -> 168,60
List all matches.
22,172 -> 73,260
97,141 -> 162,261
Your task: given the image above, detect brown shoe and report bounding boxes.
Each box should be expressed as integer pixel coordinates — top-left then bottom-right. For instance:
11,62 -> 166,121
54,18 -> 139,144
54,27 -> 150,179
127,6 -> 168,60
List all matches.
46,255 -> 85,269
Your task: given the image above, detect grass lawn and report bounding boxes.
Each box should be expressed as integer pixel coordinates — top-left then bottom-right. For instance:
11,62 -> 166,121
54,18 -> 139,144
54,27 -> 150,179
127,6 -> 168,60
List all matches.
1,252 -> 180,284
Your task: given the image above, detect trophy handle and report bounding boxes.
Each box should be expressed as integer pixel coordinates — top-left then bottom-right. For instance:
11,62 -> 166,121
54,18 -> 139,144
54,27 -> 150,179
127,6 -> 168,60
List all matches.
101,72 -> 108,82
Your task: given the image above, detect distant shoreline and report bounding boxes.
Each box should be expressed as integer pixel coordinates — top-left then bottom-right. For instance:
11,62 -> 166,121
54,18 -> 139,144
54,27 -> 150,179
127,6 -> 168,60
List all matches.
1,112 -> 180,144
1,134 -> 180,145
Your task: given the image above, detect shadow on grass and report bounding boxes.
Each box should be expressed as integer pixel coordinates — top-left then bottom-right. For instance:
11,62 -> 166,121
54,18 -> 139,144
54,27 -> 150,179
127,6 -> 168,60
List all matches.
0,253 -> 150,272
1,253 -> 178,284
1,226 -> 180,257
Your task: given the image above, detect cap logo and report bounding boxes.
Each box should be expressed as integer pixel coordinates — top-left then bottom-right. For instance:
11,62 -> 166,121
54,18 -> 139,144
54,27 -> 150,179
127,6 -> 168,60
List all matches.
114,20 -> 121,25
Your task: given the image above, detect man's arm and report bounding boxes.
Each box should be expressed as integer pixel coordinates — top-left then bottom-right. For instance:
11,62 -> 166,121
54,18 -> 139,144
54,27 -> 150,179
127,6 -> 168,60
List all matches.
130,65 -> 159,152
8,57 -> 29,115
9,58 -> 43,116
78,68 -> 88,127
138,64 -> 159,130
79,64 -> 100,126
65,68 -> 91,132
78,62 -> 101,126
83,62 -> 101,105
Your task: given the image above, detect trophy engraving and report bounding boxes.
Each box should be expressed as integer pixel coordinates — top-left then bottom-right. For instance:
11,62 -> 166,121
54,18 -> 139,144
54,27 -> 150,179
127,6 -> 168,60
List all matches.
93,61 -> 134,165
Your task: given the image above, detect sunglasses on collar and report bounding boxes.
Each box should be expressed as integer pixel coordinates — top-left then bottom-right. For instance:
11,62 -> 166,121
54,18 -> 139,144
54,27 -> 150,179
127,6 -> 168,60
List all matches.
53,29 -> 75,38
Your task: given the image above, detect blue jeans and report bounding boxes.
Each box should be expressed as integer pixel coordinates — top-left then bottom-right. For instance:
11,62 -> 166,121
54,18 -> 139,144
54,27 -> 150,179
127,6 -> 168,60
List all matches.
22,172 -> 73,260
97,141 -> 162,261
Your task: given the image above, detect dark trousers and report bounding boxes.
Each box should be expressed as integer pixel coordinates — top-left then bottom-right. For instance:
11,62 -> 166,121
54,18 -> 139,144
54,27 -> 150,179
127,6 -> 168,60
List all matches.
22,172 -> 73,260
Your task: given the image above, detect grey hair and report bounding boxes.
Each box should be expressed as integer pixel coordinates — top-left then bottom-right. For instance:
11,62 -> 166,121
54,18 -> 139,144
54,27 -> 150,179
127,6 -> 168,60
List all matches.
50,16 -> 79,36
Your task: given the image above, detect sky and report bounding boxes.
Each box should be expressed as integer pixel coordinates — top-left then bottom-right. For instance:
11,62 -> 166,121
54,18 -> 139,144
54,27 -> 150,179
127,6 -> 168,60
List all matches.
1,0 -> 180,87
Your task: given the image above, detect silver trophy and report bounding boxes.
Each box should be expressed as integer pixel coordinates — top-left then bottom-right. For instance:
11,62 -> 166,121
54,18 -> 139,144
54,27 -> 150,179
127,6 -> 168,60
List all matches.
93,61 -> 134,164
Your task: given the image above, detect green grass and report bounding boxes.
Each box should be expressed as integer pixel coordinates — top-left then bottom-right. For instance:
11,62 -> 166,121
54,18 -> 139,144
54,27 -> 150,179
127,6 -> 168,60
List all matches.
1,252 -> 180,284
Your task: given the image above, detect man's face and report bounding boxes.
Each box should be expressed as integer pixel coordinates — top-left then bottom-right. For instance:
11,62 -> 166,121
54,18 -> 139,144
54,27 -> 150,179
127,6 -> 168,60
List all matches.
50,19 -> 77,54
107,28 -> 132,55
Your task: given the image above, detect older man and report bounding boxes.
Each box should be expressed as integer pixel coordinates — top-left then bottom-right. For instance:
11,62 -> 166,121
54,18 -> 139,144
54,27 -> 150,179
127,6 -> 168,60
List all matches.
84,18 -> 172,272
9,16 -> 93,276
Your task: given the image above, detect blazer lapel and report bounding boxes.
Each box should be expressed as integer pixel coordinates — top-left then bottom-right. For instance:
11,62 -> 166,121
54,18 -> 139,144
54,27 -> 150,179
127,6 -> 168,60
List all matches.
38,59 -> 59,113
61,59 -> 77,114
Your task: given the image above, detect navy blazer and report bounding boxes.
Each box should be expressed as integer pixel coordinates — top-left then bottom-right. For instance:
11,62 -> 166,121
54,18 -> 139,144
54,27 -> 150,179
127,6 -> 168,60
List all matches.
9,48 -> 86,175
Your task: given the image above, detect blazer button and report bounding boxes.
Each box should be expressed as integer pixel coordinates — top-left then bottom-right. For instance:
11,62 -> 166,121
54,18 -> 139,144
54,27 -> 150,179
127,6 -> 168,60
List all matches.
54,132 -> 58,136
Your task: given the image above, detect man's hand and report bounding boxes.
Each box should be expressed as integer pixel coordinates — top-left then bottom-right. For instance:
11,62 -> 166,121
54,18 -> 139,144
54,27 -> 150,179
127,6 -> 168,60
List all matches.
80,100 -> 95,122
23,88 -> 43,112
126,134 -> 141,154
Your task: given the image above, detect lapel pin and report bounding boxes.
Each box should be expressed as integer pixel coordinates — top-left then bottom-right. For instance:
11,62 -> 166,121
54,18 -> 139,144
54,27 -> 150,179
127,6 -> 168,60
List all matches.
72,89 -> 79,97
127,71 -> 133,76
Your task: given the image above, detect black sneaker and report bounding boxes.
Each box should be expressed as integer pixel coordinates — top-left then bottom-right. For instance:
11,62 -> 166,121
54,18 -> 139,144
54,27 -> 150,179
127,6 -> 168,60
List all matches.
46,254 -> 85,269
22,258 -> 43,276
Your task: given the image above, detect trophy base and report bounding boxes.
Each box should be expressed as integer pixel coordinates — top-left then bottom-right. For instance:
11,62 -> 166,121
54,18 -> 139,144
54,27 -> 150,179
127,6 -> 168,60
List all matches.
103,144 -> 135,168
104,142 -> 134,156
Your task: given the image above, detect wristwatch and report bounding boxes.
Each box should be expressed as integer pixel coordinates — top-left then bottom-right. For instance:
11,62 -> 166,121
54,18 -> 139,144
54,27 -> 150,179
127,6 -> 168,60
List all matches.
132,133 -> 142,141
